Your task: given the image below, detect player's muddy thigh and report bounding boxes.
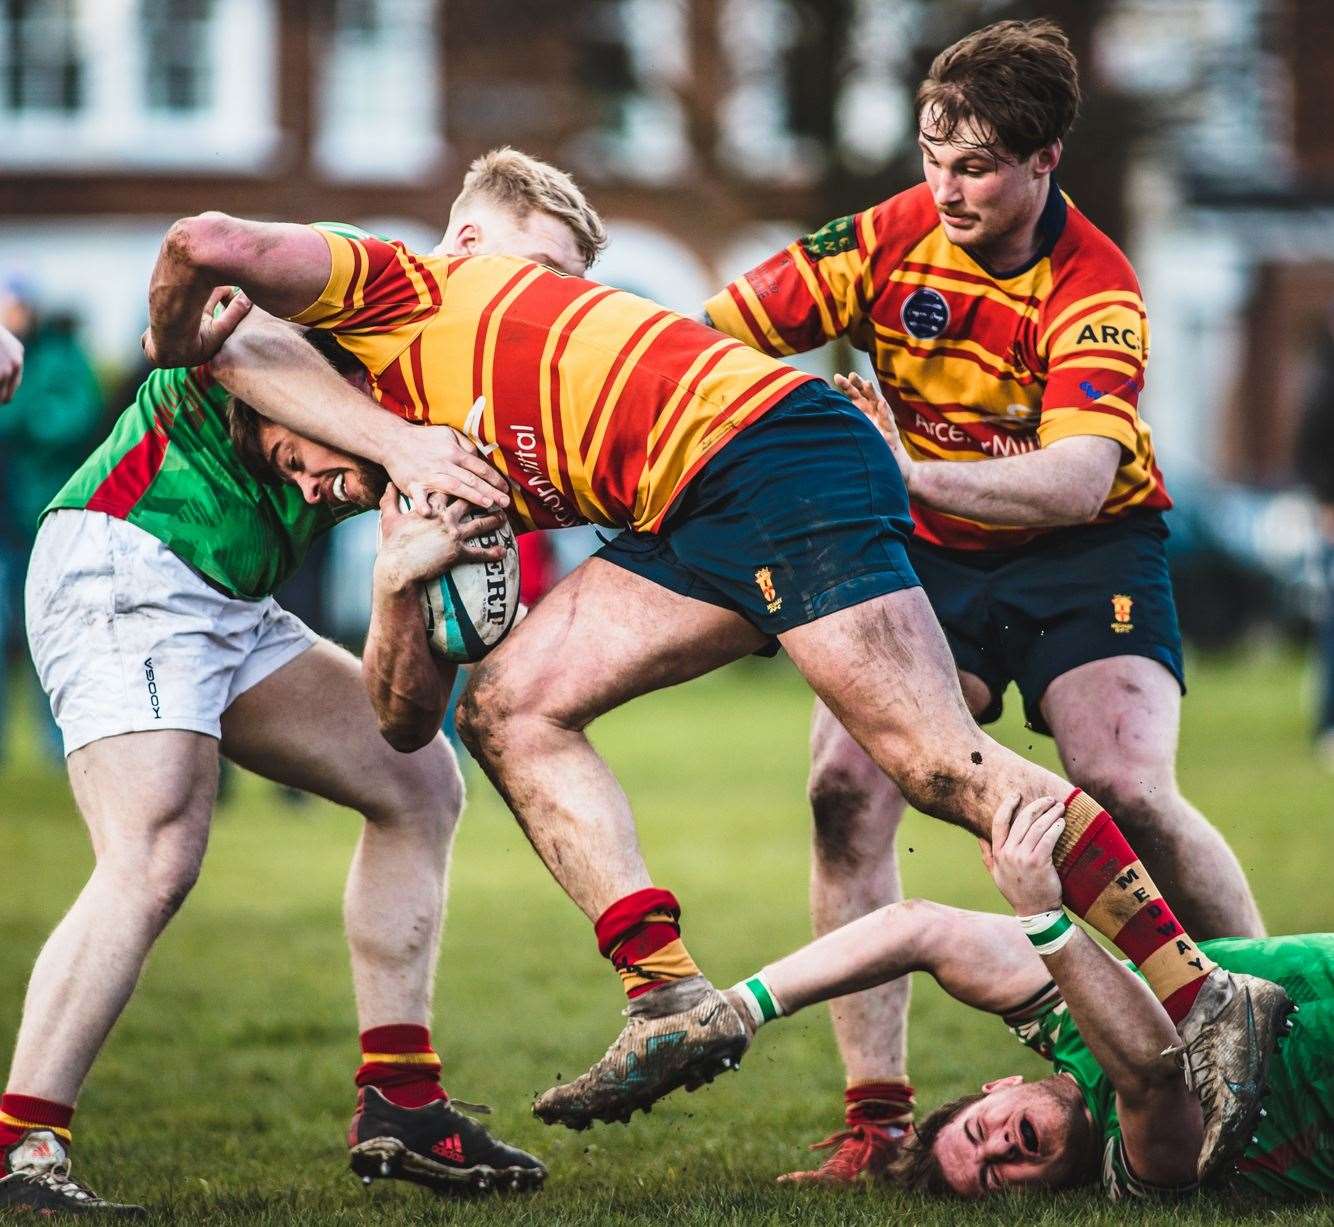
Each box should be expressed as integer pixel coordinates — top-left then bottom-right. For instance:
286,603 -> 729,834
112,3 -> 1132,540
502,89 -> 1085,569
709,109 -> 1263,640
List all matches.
457,557 -> 768,920
781,588 -> 1072,838
220,638 -> 461,1029
807,670 -> 994,1084
7,730 -> 218,1103
1041,655 -> 1264,939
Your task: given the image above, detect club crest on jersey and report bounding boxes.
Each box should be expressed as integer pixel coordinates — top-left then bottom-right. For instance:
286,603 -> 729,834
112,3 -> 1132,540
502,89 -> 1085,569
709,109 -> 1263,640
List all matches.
754,567 -> 782,614
901,287 -> 950,340
1110,594 -> 1134,633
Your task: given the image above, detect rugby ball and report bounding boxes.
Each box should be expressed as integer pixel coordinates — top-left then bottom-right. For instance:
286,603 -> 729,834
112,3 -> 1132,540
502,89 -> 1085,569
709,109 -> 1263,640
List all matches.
398,495 -> 521,662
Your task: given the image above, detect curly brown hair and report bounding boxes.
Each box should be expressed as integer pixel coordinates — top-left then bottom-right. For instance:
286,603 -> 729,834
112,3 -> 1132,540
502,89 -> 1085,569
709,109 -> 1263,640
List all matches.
916,18 -> 1081,162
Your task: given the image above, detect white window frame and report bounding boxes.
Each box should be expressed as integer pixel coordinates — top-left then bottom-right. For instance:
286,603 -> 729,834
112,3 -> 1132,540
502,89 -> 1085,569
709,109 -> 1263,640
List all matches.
0,0 -> 279,172
313,0 -> 445,184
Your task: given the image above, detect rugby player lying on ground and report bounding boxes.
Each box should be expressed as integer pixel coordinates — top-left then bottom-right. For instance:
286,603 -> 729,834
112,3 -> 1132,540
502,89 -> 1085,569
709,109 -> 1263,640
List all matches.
141,205 -> 1286,1184
718,794 -> 1325,1201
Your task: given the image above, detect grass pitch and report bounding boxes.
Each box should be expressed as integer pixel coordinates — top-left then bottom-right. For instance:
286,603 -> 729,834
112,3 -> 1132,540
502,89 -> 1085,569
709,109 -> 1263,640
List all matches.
1,648 -> 1330,1224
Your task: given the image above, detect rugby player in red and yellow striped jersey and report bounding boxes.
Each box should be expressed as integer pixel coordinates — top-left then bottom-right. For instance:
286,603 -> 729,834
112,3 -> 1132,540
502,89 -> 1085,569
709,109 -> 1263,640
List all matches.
703,18 -> 1266,1183
143,118 -> 1283,1171
284,225 -> 812,536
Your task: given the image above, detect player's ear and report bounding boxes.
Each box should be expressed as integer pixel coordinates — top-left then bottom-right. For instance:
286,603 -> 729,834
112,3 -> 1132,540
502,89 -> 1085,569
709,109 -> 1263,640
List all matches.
980,1075 -> 1024,1094
1032,141 -> 1061,177
454,221 -> 482,255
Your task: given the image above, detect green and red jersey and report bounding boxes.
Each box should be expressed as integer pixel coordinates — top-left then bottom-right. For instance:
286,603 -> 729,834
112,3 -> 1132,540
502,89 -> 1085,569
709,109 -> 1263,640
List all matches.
1010,934 -> 1334,1200
45,364 -> 336,599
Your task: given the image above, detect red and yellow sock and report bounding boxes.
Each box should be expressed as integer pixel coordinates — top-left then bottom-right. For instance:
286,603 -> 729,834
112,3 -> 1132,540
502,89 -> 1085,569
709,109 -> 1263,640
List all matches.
0,1094 -> 73,1172
845,1078 -> 914,1131
595,888 -> 701,999
1055,789 -> 1216,1023
355,1025 -> 446,1109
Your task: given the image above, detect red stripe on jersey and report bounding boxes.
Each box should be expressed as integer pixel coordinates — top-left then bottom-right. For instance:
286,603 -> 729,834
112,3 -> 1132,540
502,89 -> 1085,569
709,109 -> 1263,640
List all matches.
341,240 -> 365,316
372,364 -> 416,422
879,334 -> 1030,385
698,364 -> 792,442
490,281 -> 558,486
646,339 -> 732,469
578,309 -> 672,457
726,282 -> 782,357
546,286 -> 619,505
899,261 -> 1041,307
402,247 -> 443,309
408,336 -> 428,422
472,266 -> 539,404
805,250 -> 842,323
86,425 -> 170,520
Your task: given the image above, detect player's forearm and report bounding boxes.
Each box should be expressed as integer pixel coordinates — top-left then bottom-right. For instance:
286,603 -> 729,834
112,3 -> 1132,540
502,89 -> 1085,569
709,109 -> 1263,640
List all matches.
1042,930 -> 1184,1095
212,317 -> 413,467
363,564 -> 454,753
907,436 -> 1120,526
146,217 -> 227,366
762,901 -> 1048,1018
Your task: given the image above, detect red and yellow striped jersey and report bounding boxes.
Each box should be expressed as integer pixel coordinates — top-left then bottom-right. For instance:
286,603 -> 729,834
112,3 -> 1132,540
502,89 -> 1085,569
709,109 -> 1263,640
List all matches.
705,183 -> 1171,550
289,227 -> 813,532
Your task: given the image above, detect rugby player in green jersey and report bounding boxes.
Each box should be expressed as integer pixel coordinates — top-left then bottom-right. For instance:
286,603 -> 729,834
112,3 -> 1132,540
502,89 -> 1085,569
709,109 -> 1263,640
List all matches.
721,795 -> 1325,1201
1,150 -> 604,1217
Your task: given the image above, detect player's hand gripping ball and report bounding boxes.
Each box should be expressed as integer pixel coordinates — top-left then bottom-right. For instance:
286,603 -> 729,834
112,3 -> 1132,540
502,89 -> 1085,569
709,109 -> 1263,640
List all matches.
396,493 -> 521,662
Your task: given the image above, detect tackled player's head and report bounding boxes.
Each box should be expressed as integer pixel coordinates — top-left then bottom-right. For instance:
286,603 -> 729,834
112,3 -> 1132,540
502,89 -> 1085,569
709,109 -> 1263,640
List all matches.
439,147 -> 607,276
892,1074 -> 1097,1198
915,19 -> 1079,260
227,329 -> 389,510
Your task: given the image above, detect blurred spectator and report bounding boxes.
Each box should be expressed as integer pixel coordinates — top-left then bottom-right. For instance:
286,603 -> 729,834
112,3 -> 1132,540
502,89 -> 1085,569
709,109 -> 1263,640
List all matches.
1296,303 -> 1334,768
0,275 -> 103,764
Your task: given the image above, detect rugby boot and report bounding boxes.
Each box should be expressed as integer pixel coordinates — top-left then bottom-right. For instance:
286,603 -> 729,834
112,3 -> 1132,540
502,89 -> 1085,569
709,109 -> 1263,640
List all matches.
533,975 -> 748,1129
0,1130 -> 146,1217
348,1086 -> 546,1195
1172,969 -> 1294,1181
776,1121 -> 908,1184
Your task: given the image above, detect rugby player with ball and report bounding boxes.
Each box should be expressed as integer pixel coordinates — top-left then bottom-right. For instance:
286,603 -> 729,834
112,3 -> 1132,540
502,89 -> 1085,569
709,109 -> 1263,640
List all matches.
144,189 -> 1289,1190
0,150 -> 601,1217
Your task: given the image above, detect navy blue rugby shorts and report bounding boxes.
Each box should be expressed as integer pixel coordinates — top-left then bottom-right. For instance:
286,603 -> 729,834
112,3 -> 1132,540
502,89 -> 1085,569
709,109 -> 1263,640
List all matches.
908,511 -> 1185,735
596,380 -> 920,639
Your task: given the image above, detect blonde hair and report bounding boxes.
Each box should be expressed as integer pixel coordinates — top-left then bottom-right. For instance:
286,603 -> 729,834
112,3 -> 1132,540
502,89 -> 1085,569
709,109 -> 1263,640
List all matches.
451,146 -> 608,267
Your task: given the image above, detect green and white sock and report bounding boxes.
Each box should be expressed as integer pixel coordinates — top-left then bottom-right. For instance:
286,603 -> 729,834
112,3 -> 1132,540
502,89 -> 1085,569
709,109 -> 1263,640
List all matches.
729,972 -> 786,1028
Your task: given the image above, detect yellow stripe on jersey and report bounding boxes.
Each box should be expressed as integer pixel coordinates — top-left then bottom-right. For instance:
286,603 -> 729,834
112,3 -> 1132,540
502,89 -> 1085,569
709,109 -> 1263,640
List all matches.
291,230 -> 814,533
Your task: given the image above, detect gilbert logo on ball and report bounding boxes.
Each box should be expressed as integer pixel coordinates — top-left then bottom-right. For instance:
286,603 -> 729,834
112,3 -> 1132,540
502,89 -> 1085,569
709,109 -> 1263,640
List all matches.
398,494 -> 521,663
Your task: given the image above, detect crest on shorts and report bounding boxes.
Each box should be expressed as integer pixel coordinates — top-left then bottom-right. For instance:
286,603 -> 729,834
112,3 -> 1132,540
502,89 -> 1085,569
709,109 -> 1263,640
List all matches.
1110,593 -> 1134,633
754,567 -> 783,614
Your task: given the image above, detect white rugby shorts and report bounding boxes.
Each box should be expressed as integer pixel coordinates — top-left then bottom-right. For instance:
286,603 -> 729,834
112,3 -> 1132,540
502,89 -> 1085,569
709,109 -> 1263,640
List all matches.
26,510 -> 318,755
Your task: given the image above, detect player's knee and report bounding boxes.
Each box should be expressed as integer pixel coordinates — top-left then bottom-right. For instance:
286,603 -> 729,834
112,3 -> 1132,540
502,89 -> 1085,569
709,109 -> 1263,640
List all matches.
893,756 -> 972,826
364,737 -> 464,843
101,821 -> 206,929
809,755 -> 903,869
458,657 -> 556,764
455,660 -> 512,762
